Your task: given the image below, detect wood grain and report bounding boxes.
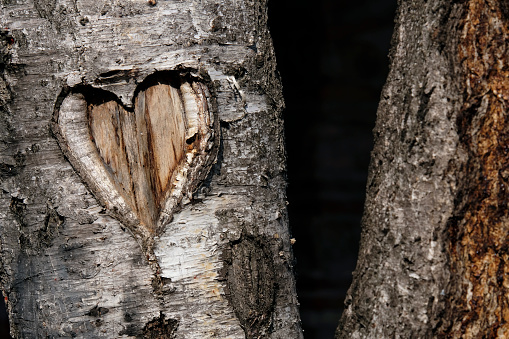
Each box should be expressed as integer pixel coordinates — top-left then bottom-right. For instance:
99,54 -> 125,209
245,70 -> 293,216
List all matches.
89,84 -> 187,232
55,76 -> 217,237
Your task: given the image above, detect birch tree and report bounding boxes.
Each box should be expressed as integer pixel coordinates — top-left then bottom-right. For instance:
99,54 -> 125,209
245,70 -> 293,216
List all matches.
0,0 -> 302,337
337,0 -> 509,337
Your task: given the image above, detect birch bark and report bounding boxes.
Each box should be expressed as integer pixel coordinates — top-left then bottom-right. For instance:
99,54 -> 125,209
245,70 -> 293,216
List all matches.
0,0 -> 302,338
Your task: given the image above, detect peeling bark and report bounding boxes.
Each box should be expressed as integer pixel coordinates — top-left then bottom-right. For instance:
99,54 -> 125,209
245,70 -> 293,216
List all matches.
0,0 -> 302,338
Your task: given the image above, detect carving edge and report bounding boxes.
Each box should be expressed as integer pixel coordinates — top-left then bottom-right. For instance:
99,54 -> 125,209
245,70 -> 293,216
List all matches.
51,70 -> 220,255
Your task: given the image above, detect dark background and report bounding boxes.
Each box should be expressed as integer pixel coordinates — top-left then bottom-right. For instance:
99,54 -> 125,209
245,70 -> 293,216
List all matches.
269,0 -> 397,338
0,1 -> 397,338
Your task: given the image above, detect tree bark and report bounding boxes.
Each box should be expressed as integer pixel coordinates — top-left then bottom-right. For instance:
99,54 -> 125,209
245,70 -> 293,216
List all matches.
0,0 -> 302,338
337,0 -> 509,338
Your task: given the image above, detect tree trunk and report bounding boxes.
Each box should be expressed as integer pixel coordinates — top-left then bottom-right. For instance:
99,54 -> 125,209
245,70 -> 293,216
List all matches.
0,0 -> 302,338
337,0 -> 509,338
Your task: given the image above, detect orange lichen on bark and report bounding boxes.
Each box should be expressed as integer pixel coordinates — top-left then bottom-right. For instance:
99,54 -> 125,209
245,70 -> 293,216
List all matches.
444,0 -> 509,337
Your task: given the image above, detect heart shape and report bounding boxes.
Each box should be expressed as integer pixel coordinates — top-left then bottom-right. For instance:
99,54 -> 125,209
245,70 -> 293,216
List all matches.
53,73 -> 217,235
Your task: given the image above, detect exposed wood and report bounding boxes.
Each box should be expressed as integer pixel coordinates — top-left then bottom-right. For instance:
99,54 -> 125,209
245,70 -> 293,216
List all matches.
56,75 -> 216,236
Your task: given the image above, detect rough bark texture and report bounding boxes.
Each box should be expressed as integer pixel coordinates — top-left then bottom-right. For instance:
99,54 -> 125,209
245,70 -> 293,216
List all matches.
0,0 -> 302,338
441,1 -> 509,337
338,0 -> 509,338
337,0 -> 461,337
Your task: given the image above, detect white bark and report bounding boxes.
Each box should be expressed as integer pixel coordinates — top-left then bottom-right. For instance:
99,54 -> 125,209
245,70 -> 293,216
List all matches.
0,0 -> 302,337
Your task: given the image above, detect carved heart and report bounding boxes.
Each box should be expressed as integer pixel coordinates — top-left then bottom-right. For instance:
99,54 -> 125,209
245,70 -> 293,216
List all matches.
54,74 -> 217,235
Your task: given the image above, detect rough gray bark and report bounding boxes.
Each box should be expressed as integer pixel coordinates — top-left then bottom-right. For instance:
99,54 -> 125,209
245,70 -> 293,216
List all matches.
0,0 -> 302,338
337,0 -> 509,338
335,3 -> 460,337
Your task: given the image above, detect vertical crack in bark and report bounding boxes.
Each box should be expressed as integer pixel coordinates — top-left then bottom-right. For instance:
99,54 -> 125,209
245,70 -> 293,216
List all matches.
53,70 -> 219,300
443,1 -> 509,337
